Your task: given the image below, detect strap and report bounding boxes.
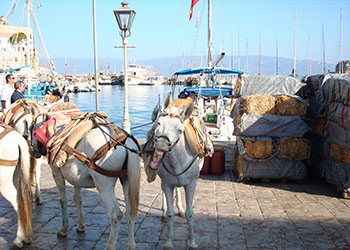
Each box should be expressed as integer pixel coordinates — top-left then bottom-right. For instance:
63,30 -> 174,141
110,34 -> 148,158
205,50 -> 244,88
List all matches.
0,158 -> 18,166
61,142 -> 127,178
161,154 -> 199,176
90,134 -> 128,162
0,123 -> 15,141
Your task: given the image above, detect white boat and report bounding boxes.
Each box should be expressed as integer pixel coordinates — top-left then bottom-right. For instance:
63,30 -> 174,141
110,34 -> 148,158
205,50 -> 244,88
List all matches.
120,64 -> 162,86
139,75 -> 164,86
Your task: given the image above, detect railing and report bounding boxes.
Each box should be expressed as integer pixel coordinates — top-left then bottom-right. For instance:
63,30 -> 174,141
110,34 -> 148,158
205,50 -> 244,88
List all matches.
24,95 -> 45,102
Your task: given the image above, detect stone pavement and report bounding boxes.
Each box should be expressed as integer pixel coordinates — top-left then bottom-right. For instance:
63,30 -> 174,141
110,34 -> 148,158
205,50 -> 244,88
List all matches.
1,164 -> 350,250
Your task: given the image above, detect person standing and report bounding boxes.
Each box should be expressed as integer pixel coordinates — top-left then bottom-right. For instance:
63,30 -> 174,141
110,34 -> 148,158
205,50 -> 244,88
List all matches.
1,74 -> 15,113
11,80 -> 25,104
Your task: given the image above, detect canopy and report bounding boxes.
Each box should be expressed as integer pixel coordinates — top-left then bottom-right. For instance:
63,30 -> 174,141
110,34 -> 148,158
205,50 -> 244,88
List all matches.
174,67 -> 243,75
183,86 -> 234,98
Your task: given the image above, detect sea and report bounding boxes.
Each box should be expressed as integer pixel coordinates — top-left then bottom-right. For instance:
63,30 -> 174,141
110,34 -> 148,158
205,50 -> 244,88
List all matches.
70,85 -> 181,140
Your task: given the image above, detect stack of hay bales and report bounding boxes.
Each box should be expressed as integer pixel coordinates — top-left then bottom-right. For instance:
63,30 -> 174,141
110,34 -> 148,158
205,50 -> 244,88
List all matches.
232,74 -> 309,181
307,74 -> 350,192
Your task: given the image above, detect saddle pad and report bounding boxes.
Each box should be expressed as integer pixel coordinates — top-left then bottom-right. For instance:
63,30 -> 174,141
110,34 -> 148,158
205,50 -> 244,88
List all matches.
184,117 -> 206,156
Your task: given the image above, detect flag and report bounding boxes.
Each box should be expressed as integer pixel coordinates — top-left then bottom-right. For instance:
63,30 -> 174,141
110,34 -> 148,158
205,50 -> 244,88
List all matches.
7,3 -> 16,18
195,11 -> 200,28
189,0 -> 199,21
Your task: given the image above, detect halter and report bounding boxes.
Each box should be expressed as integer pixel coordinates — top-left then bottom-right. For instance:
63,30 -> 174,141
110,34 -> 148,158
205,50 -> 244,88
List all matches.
153,112 -> 199,176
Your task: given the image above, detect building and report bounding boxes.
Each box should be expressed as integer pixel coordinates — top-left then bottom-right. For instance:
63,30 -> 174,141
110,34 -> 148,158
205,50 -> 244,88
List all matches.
0,16 -> 38,71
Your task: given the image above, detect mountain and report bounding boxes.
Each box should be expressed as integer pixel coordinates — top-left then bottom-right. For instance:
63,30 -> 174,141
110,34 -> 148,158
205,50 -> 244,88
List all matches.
50,56 -> 336,77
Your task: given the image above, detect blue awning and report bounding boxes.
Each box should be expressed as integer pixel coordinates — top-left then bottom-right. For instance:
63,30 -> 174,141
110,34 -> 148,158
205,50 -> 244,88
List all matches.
174,67 -> 243,75
183,86 -> 234,98
2,65 -> 30,74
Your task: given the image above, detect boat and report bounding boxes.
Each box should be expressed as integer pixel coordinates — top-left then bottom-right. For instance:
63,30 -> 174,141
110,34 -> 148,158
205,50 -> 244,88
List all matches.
119,64 -> 162,86
138,74 -> 165,86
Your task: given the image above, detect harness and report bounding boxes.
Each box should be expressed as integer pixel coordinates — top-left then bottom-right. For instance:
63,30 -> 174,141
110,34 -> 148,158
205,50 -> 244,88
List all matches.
0,123 -> 18,166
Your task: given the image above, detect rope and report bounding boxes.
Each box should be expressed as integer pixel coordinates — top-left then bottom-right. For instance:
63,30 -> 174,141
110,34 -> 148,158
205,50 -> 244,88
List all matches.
95,125 -> 141,155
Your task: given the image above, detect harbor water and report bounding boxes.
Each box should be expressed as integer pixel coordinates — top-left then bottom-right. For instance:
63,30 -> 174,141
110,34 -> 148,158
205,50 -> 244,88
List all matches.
70,85 -> 180,140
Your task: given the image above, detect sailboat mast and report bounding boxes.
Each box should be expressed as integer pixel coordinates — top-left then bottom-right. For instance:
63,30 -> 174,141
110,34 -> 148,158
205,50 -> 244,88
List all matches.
276,36 -> 279,75
322,20 -> 325,74
246,39 -> 248,73
308,37 -> 311,75
340,8 -> 343,70
208,0 -> 212,67
237,0 -> 240,70
293,8 -> 297,77
259,32 -> 261,75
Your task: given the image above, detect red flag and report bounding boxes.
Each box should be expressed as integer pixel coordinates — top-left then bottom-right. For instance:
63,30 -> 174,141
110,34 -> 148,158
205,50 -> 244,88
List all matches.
189,0 -> 199,21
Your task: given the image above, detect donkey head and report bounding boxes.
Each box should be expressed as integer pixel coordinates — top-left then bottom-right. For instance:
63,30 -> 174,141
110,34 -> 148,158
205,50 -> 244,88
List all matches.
149,92 -> 195,169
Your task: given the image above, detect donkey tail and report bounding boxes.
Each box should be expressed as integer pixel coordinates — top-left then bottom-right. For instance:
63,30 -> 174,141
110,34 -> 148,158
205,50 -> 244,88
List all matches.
17,136 -> 33,242
125,138 -> 141,220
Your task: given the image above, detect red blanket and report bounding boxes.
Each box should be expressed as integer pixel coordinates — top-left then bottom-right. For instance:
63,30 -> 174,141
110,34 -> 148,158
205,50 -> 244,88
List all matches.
34,109 -> 81,158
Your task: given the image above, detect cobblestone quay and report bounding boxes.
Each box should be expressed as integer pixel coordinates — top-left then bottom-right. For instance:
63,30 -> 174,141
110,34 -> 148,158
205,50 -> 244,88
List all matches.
1,164 -> 350,249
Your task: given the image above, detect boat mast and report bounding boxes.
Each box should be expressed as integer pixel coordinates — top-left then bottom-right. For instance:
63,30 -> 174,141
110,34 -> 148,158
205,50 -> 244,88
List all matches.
340,8 -> 343,70
237,0 -> 240,70
208,0 -> 212,67
322,20 -> 325,74
26,0 -> 31,94
246,39 -> 248,73
308,37 -> 311,75
293,8 -> 297,77
276,36 -> 279,75
231,26 -> 234,68
259,32 -> 261,75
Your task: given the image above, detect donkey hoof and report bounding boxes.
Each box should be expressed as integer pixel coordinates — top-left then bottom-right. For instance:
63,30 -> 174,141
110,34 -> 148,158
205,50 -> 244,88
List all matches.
10,239 -> 23,249
35,198 -> 42,205
162,241 -> 173,250
178,211 -> 185,218
57,230 -> 68,237
188,240 -> 198,249
76,225 -> 86,233
161,215 -> 168,223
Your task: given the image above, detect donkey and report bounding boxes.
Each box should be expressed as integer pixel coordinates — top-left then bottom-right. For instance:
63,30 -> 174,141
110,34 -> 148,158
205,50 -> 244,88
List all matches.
145,92 -> 204,249
30,112 -> 141,250
4,99 -> 48,204
0,124 -> 32,248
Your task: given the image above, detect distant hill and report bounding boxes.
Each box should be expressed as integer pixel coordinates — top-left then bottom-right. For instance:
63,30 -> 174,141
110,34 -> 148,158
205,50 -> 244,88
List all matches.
51,55 -> 336,77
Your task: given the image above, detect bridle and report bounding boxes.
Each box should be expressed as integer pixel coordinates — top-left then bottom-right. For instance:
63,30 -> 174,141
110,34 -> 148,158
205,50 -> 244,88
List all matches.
154,112 -> 199,176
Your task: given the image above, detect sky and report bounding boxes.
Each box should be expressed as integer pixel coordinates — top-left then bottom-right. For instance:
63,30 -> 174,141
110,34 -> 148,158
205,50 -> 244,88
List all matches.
1,0 -> 349,67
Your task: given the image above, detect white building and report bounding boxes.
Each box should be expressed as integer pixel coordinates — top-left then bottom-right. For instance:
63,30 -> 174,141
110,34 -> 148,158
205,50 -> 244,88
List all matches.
0,16 -> 38,71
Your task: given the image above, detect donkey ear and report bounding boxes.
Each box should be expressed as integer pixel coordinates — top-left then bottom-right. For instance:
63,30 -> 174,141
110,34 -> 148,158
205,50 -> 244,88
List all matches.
180,100 -> 195,121
162,91 -> 172,113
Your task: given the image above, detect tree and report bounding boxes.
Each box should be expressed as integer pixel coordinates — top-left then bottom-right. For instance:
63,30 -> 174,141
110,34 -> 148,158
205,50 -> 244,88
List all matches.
9,32 -> 27,44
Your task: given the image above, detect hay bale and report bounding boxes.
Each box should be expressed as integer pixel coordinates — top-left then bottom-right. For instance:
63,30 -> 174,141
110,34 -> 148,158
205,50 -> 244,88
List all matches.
278,138 -> 309,159
243,138 -> 273,159
329,143 -> 350,164
311,117 -> 328,137
241,94 -> 275,115
234,78 -> 241,96
275,95 -> 306,117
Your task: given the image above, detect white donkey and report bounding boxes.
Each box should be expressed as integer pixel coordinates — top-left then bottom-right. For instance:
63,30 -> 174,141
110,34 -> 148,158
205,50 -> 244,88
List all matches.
0,124 -> 32,248
30,113 -> 141,250
146,92 -> 204,249
4,100 -> 47,204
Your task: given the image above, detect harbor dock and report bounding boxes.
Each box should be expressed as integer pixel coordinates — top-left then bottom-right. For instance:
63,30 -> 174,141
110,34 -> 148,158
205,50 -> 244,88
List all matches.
1,161 -> 350,249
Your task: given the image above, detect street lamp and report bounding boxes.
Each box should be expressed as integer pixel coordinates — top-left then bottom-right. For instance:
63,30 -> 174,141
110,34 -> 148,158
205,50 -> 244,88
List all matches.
114,1 -> 136,133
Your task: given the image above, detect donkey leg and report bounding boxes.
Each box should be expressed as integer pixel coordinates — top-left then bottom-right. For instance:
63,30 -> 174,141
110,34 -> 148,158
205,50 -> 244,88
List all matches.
120,177 -> 136,250
161,191 -> 167,222
1,168 -> 25,248
184,183 -> 198,249
175,187 -> 185,218
162,183 -> 175,250
34,160 -> 42,205
96,179 -> 122,250
73,187 -> 86,232
50,165 -> 69,236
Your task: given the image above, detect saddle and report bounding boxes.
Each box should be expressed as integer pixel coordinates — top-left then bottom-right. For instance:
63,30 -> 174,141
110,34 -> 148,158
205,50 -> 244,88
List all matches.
0,123 -> 18,166
4,99 -> 46,127
34,111 -> 134,177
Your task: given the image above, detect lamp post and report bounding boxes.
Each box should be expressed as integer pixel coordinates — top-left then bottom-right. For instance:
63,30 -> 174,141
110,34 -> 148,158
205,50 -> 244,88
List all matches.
113,1 -> 136,133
